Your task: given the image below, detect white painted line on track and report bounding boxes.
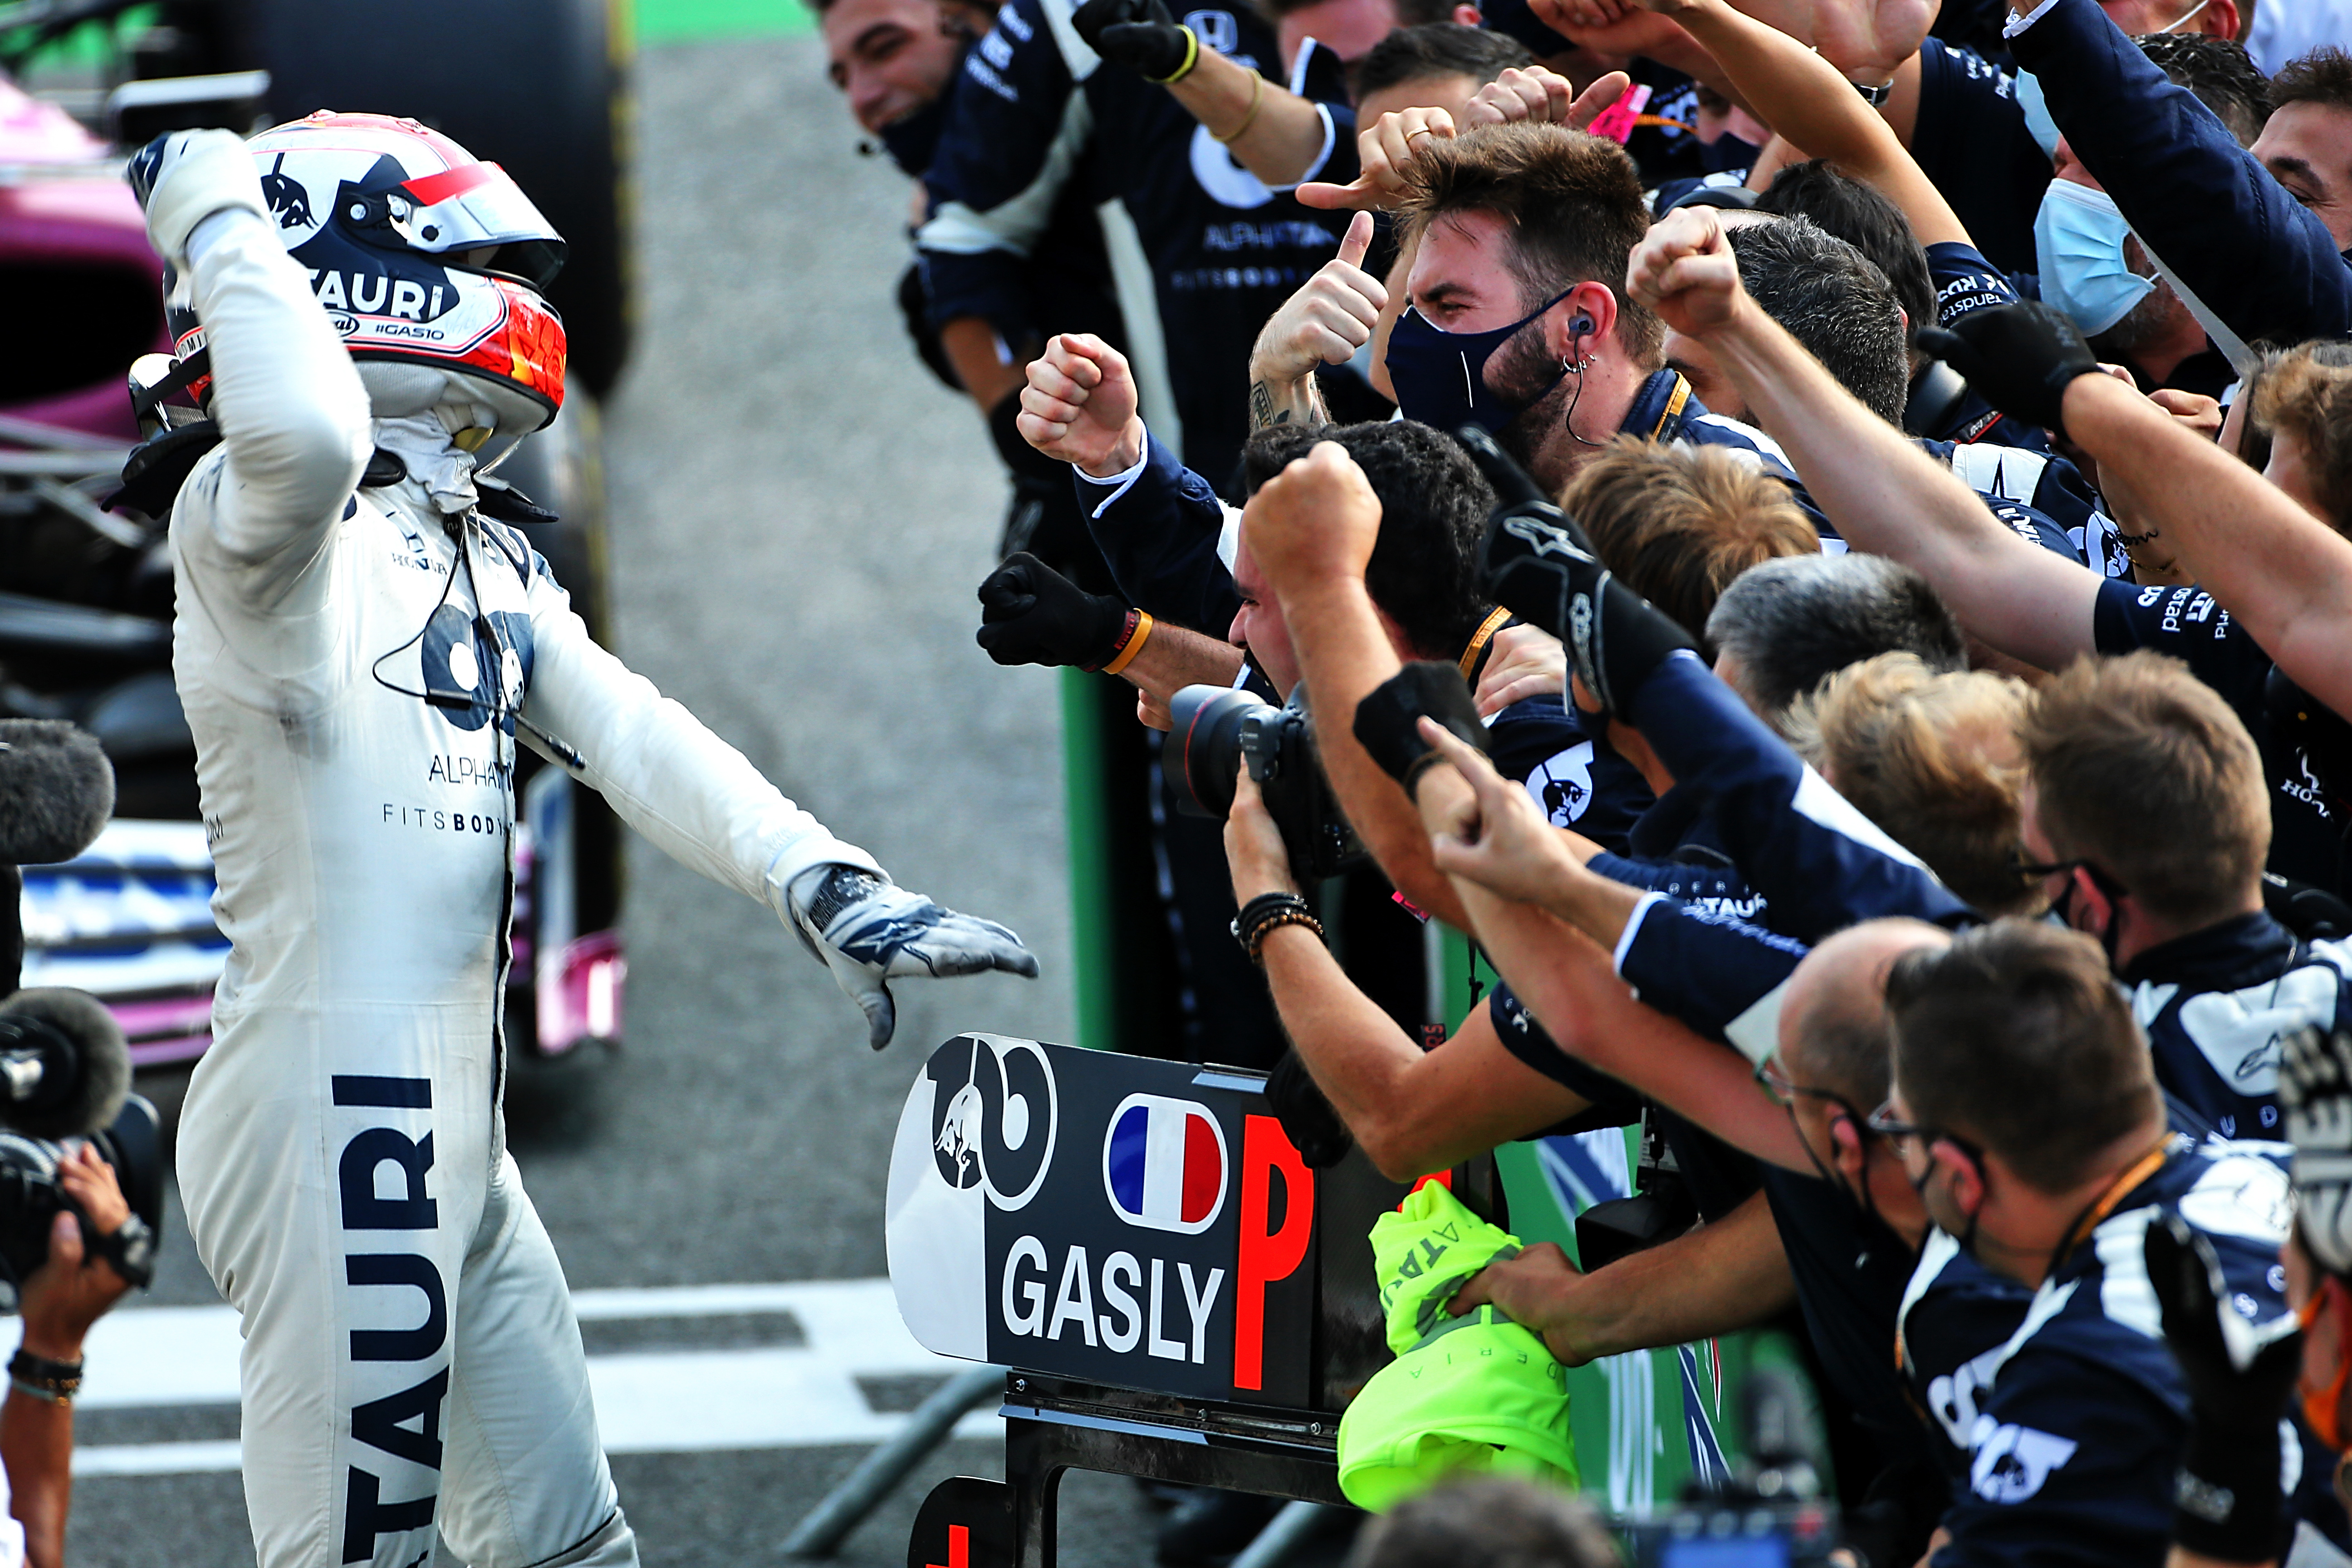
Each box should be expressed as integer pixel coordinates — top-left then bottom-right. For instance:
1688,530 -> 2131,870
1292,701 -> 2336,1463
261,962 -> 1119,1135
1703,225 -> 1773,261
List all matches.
74,1279 -> 1000,1478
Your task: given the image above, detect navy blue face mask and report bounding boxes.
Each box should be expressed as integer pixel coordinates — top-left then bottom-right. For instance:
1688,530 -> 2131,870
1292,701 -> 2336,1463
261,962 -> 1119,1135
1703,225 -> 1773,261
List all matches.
1384,287 -> 1578,437
877,88 -> 954,176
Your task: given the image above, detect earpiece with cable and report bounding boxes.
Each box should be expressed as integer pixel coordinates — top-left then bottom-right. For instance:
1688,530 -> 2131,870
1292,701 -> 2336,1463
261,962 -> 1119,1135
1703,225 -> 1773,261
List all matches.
1562,308 -> 1606,447
368,511 -> 588,771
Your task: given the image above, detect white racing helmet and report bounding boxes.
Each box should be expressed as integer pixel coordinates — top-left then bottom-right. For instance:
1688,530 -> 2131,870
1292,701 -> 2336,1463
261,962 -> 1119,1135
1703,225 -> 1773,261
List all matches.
162,111 -> 568,437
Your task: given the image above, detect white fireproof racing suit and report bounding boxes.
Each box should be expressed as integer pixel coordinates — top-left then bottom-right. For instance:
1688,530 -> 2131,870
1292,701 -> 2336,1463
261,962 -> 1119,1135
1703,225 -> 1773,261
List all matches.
167,204 -> 889,1567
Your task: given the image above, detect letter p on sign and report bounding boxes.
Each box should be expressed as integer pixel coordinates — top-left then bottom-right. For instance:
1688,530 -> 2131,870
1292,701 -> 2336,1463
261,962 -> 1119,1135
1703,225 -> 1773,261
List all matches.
1232,1115 -> 1313,1391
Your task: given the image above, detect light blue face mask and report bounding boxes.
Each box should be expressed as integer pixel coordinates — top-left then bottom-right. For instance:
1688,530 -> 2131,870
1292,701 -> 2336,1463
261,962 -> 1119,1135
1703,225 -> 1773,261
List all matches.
2034,180 -> 2156,336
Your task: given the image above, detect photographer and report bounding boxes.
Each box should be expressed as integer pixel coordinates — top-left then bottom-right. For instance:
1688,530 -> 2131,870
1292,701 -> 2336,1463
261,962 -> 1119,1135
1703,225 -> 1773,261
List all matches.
4,1147 -> 136,1568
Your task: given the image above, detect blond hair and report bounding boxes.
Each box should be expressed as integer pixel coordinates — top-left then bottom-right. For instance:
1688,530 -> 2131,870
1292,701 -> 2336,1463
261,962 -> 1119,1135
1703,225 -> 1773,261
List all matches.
1787,653 -> 2036,915
1562,438 -> 1816,647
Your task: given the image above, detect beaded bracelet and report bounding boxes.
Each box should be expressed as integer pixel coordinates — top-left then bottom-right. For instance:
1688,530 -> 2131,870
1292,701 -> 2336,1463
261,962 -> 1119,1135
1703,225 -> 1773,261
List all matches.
1231,892 -> 1324,965
10,1348 -> 82,1404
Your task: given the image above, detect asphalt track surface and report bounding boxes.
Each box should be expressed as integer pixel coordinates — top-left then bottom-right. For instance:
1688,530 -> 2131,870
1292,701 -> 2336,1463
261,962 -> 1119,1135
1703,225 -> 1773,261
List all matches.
66,33 -> 1173,1566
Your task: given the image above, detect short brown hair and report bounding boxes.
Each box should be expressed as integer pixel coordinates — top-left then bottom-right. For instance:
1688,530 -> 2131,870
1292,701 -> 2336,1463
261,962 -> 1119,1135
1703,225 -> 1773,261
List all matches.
2250,340 -> 2352,534
1786,654 -> 2038,916
1560,438 -> 1814,648
2274,45 -> 2352,113
2017,652 -> 2269,928
1887,919 -> 2161,1194
1397,122 -> 1665,366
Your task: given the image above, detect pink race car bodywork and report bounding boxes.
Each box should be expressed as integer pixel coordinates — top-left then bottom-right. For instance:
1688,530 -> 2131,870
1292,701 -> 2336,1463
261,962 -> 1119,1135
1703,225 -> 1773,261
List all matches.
0,78 -> 164,439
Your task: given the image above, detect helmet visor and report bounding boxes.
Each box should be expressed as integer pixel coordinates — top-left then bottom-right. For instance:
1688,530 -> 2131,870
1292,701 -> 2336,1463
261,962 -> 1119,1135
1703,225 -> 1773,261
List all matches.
390,162 -> 567,289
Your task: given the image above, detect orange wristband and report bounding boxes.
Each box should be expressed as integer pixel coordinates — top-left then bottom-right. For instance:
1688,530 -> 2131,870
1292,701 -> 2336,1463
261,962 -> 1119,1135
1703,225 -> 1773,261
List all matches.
1099,610 -> 1155,676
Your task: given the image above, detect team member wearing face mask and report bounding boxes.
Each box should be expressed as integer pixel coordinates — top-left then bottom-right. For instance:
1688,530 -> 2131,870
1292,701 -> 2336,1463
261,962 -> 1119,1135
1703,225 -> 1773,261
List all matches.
1341,121 -> 1808,502
818,0 -> 1129,583
2006,0 -> 2352,356
1883,920 -> 2311,1568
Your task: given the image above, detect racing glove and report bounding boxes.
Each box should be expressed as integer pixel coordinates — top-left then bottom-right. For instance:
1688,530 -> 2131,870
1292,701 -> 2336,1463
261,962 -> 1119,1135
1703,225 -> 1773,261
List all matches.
1916,303 -> 2100,441
2145,1213 -> 2303,1564
1352,662 -> 1490,801
2283,1024 -> 2352,1275
977,552 -> 1141,671
1456,425 -> 1693,720
126,128 -> 270,269
788,865 -> 1040,1050
1073,0 -> 1200,82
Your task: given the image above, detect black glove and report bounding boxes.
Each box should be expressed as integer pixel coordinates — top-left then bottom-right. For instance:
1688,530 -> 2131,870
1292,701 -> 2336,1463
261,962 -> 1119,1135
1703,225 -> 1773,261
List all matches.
1353,661 -> 1489,800
1073,0 -> 1198,81
1266,1049 -> 1352,1169
2284,1024 -> 2352,1276
1455,424 -> 1693,720
976,552 -> 1134,670
2145,1213 -> 2303,1564
1915,302 -> 2100,441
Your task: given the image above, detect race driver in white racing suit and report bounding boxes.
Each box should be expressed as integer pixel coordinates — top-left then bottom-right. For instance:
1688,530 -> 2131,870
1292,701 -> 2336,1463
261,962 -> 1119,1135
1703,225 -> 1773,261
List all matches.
124,115 -> 1038,1568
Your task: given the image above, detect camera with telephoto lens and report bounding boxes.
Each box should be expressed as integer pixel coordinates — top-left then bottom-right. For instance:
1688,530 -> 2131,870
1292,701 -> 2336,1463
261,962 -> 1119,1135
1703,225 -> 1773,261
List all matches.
1619,1365 -> 1843,1568
1164,685 -> 1367,883
0,991 -> 162,1310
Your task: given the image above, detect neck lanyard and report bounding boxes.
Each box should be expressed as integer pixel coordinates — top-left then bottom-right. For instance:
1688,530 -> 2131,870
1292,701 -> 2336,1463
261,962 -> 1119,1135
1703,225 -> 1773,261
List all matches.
2049,1134 -> 2179,1280
1456,606 -> 1514,681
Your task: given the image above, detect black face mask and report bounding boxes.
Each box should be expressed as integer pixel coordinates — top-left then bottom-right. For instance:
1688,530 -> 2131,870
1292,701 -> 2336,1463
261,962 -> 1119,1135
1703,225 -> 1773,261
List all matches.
1700,130 -> 1762,176
877,89 -> 954,176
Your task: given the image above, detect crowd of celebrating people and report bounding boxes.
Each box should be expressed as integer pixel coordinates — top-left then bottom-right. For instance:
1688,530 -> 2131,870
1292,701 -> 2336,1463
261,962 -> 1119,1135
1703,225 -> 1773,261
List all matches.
821,0 -> 2352,1558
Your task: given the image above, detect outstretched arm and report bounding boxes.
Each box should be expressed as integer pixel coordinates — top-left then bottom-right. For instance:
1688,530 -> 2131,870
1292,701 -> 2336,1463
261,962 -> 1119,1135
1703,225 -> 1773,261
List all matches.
1628,206 -> 2100,672
1242,443 -> 1470,928
1450,1189 -> 1797,1365
523,561 -> 1035,1048
1162,49 -> 1335,188
1633,0 -> 1964,245
1073,0 -> 1338,187
2063,370 -> 2352,720
1411,745 -> 1809,1170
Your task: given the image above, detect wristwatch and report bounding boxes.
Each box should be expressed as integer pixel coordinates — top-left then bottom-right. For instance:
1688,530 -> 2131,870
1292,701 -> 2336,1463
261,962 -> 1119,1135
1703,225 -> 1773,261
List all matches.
1855,78 -> 1896,106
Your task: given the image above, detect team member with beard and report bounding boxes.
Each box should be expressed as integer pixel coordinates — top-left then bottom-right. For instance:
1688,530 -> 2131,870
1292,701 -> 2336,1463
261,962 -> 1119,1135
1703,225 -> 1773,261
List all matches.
126,120 -> 1037,1568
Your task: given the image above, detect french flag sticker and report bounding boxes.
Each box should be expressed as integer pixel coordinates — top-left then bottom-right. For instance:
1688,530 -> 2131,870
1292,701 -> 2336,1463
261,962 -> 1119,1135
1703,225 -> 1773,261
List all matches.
1102,1094 -> 1229,1235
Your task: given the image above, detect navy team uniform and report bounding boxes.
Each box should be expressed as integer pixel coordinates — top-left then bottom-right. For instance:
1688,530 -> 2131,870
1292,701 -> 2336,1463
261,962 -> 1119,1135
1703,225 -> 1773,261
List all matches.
919,0 -> 1349,492
1919,1137 -> 2307,1568
2125,912 -> 2352,1141
2011,0 -> 2352,348
2094,581 -> 2343,894
1622,371 -> 2100,568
